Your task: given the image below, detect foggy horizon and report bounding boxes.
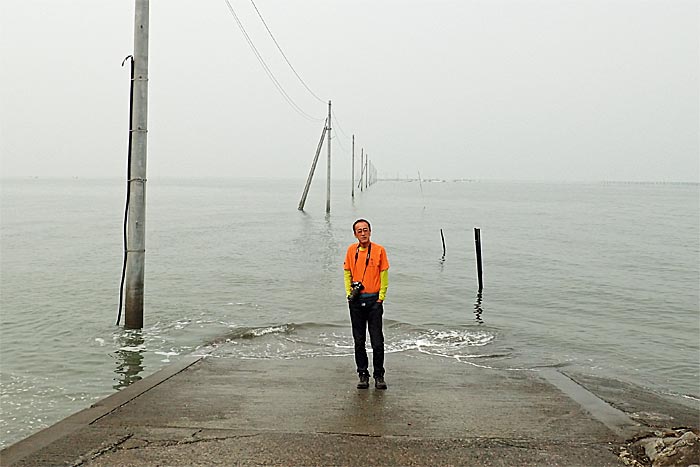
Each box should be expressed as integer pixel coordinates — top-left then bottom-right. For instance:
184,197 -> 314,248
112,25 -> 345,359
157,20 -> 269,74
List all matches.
1,1 -> 698,183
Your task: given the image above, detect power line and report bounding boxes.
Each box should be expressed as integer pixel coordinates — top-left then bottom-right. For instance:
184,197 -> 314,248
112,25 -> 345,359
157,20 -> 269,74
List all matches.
223,0 -> 324,122
223,0 -> 363,159
331,108 -> 351,141
331,131 -> 347,154
249,0 -> 327,105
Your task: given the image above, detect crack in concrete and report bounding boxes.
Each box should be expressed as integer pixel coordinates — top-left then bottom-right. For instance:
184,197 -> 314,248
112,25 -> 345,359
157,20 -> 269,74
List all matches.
314,430 -> 384,437
68,434 -> 133,466
117,433 -> 262,451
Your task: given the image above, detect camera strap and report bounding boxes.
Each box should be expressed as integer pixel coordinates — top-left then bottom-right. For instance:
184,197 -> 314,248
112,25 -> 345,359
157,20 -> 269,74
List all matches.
353,242 -> 371,283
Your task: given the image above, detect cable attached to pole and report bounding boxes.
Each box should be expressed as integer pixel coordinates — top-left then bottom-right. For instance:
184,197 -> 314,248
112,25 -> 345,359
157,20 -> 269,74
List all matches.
117,55 -> 135,326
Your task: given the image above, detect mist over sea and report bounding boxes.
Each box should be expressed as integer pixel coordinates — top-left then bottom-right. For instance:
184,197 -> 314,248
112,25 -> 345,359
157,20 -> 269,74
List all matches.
1,177 -> 698,448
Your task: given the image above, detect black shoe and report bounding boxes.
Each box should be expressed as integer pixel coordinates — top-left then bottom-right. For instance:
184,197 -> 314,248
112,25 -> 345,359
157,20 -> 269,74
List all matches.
357,374 -> 370,389
374,376 -> 387,390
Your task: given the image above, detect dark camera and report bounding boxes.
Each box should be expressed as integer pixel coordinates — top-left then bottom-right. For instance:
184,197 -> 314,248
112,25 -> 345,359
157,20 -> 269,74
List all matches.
348,281 -> 364,301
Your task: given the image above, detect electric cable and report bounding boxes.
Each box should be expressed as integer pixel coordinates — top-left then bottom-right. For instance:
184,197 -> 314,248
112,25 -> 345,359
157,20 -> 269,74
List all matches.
117,55 -> 134,327
330,129 -> 347,154
223,0 -> 324,122
249,0 -> 326,104
331,108 -> 351,141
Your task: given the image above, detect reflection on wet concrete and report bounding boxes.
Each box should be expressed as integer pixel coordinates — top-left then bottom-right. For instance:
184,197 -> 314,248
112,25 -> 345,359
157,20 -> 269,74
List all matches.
341,387 -> 387,436
474,291 -> 484,324
113,331 -> 145,391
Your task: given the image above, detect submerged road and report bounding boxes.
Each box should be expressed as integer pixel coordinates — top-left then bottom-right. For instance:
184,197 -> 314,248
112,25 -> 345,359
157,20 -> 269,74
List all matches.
1,349 -> 697,466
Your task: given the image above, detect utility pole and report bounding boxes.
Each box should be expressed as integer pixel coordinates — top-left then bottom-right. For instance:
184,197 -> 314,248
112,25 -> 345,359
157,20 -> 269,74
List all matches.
359,149 -> 364,192
298,120 -> 327,211
365,154 -> 369,190
325,100 -> 332,213
351,134 -> 355,199
125,0 -> 150,329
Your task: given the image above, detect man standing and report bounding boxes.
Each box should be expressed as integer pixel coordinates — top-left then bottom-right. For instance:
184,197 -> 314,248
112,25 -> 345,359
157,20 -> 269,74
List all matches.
344,219 -> 390,389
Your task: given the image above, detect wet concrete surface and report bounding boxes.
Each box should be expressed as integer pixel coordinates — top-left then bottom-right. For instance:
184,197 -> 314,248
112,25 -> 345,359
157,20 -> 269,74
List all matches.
2,350 -> 697,466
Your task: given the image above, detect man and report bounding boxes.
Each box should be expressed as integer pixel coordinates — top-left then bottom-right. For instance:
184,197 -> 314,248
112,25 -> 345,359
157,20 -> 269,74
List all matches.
343,219 -> 390,390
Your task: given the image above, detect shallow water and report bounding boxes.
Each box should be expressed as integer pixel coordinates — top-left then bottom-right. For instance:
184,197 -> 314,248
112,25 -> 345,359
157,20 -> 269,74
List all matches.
1,178 -> 698,448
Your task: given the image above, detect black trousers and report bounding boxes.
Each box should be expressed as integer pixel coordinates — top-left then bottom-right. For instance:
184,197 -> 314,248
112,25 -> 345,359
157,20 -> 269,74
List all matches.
349,296 -> 385,377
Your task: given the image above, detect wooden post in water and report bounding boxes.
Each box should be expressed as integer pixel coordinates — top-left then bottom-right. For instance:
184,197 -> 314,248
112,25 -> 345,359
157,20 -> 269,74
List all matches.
124,0 -> 150,329
440,228 -> 446,259
351,134 -> 355,199
474,291 -> 483,323
325,100 -> 332,213
298,120 -> 327,211
474,227 -> 483,291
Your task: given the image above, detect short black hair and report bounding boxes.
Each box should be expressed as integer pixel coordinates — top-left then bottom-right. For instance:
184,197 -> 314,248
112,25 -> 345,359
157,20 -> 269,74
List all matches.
353,219 -> 371,232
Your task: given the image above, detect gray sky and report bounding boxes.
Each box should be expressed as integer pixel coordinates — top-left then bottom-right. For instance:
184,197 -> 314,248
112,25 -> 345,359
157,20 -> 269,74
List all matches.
1,0 -> 698,182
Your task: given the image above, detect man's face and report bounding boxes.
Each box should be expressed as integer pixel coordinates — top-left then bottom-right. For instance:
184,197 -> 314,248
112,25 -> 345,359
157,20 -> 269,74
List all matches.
354,222 -> 371,245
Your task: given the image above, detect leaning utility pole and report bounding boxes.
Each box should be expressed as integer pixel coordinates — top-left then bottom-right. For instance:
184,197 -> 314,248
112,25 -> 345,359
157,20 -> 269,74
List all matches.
125,0 -> 150,329
325,100 -> 332,213
298,119 -> 328,211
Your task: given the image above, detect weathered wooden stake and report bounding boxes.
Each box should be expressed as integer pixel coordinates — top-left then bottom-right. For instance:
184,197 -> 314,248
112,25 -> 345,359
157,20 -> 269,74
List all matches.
474,291 -> 483,323
440,228 -> 446,259
474,227 -> 483,291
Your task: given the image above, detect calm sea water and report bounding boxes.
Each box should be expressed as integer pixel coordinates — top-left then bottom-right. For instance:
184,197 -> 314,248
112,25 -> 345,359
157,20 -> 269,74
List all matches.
1,178 -> 698,448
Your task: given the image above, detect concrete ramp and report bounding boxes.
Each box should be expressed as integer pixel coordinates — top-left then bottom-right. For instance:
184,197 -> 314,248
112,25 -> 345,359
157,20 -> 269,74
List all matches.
1,350 -> 691,466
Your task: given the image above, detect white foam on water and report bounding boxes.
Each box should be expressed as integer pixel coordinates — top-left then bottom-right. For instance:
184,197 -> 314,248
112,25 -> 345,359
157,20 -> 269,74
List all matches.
118,345 -> 146,352
250,325 -> 290,337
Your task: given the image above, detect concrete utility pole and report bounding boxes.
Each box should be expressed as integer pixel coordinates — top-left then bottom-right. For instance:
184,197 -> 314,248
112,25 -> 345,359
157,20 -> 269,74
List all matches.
325,100 -> 332,213
125,0 -> 150,329
365,154 -> 368,189
298,121 -> 327,211
351,134 -> 355,199
360,148 -> 364,192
